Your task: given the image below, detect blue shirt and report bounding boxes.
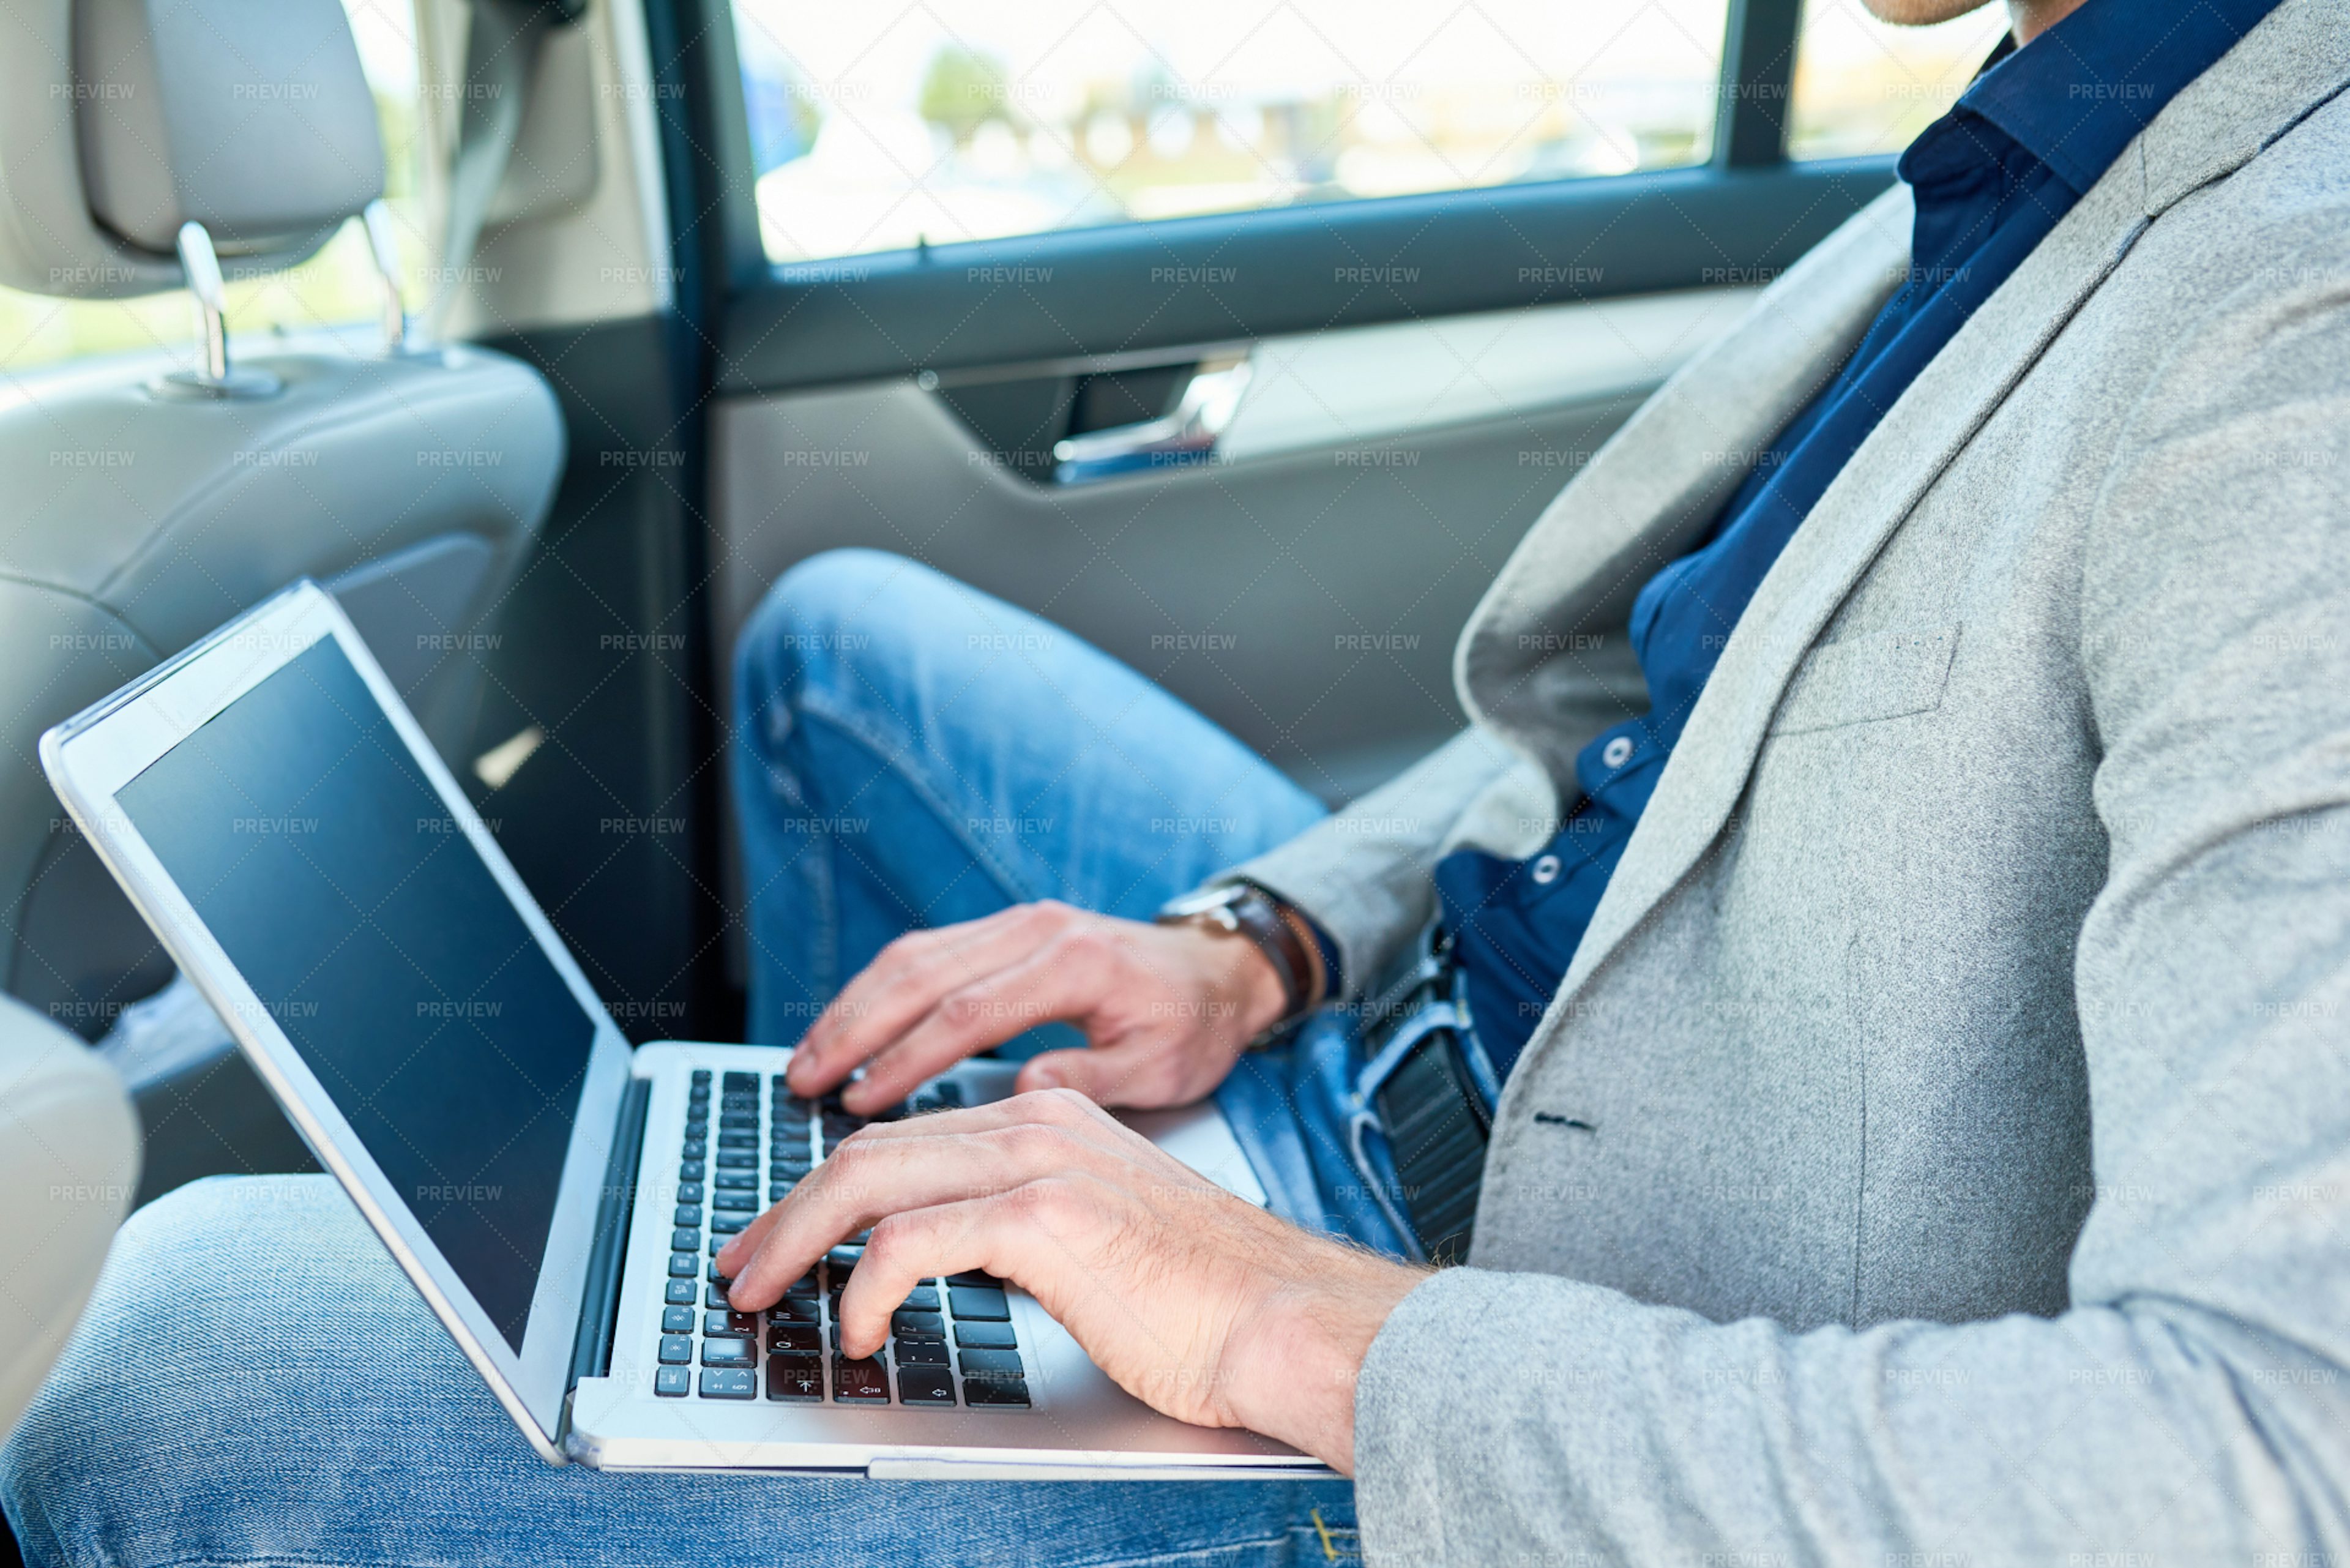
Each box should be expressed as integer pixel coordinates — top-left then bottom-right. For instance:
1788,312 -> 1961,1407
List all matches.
1431,0 -> 2285,1083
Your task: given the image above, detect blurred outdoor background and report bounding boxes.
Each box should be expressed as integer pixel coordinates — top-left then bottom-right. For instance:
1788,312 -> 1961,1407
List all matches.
0,0 -> 2008,370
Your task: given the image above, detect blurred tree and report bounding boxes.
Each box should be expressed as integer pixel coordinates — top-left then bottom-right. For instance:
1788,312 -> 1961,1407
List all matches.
919,46 -> 1012,143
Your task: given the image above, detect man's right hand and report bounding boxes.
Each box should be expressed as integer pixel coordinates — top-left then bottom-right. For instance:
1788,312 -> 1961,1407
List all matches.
781,900 -> 1294,1116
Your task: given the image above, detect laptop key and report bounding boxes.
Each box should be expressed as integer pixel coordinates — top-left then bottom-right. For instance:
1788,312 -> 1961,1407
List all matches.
701,1336 -> 756,1367
677,1160 -> 704,1182
667,1252 -> 696,1278
768,1324 -> 819,1354
711,1191 -> 758,1212
664,1279 -> 696,1305
948,1286 -> 1009,1321
766,1357 -> 823,1402
705,1283 -> 733,1309
657,1335 -> 692,1365
709,1310 -> 760,1336
959,1347 -> 1023,1381
899,1285 -> 939,1313
894,1338 -> 948,1367
661,1305 -> 693,1334
709,1214 -> 748,1236
717,1132 -> 758,1151
699,1368 -> 756,1400
670,1227 -> 699,1252
714,1170 -> 756,1189
654,1366 -> 690,1397
715,1151 -> 758,1169
782,1271 -> 820,1299
898,1366 -> 955,1406
676,1182 -> 704,1204
890,1310 -> 944,1341
723,1072 -> 760,1094
834,1357 -> 889,1403
963,1376 -> 1030,1408
955,1321 -> 1016,1350
671,1204 -> 699,1227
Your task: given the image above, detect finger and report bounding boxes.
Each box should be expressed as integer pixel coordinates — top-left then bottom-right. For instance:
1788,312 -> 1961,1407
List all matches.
839,945 -> 1117,1116
715,1089 -> 1143,1287
720,1120 -> 1106,1309
786,905 -> 1070,1093
830,1193 -> 1011,1360
1014,1040 -> 1194,1108
833,1180 -> 1099,1360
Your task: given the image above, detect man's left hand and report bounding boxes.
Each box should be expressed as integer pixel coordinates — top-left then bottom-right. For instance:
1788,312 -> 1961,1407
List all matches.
715,1087 -> 1427,1473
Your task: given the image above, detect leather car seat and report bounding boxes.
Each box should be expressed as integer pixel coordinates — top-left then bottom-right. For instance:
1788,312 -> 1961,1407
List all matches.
0,0 -> 567,1195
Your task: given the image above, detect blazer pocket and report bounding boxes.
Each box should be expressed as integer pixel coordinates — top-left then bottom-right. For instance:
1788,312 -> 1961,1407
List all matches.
1770,623 -> 1961,736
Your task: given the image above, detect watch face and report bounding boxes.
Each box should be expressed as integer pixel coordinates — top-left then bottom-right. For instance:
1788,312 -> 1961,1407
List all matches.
1158,884 -> 1247,920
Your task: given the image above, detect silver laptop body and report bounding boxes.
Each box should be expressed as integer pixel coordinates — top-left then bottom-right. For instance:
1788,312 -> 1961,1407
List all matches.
40,581 -> 1329,1480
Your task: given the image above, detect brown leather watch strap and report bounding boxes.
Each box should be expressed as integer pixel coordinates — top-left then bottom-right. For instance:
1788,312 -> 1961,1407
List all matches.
1154,883 -> 1321,1039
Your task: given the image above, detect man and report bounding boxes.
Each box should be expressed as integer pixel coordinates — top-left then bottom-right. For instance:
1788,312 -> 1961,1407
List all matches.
8,0 -> 2348,1561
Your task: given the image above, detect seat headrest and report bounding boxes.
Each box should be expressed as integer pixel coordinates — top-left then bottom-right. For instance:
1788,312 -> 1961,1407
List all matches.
0,0 -> 385,300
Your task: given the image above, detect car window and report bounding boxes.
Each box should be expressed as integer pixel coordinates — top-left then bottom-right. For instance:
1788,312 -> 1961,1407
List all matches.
0,0 -> 424,375
729,0 -> 1733,265
1786,0 -> 2009,160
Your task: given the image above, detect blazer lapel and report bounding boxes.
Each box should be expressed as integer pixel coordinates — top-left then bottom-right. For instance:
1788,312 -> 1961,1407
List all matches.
1454,184 -> 1914,785
1550,0 -> 2350,1010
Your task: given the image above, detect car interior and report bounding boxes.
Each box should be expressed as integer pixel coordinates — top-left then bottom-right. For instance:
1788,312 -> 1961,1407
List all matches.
0,0 -> 2009,1536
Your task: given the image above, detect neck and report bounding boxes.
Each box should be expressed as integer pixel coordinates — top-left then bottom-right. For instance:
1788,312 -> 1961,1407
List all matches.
2008,0 -> 2091,45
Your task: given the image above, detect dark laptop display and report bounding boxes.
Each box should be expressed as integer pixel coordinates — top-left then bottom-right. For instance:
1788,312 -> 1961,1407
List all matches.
116,638 -> 595,1349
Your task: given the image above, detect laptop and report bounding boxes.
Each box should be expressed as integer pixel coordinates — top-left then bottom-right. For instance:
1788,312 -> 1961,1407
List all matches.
40,580 -> 1332,1480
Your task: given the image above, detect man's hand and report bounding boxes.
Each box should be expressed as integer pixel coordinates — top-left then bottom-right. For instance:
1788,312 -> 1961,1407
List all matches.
784,900 -> 1291,1116
715,1088 -> 1428,1473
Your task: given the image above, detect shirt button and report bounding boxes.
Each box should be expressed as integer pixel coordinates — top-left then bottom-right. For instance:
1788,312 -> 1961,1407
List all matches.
1531,854 -> 1562,885
1602,736 -> 1634,769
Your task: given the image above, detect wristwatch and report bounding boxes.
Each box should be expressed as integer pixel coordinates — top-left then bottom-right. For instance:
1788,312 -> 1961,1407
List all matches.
1154,882 -> 1321,1045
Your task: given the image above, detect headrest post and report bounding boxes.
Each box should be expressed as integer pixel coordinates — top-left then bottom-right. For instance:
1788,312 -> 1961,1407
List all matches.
361,200 -> 416,356
177,222 -> 229,381
149,222 -> 282,401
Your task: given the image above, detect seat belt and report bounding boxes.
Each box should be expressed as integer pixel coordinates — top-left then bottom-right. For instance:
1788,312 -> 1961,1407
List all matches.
430,0 -> 586,332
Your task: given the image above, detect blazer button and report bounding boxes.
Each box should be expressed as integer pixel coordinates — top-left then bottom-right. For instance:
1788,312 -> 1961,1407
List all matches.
1602,736 -> 1634,768
1531,854 -> 1562,884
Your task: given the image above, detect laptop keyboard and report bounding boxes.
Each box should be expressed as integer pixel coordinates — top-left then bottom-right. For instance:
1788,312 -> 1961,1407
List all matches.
654,1068 -> 1031,1409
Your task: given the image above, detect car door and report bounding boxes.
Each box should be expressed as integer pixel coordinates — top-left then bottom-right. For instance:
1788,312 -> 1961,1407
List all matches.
617,0 -> 2004,1021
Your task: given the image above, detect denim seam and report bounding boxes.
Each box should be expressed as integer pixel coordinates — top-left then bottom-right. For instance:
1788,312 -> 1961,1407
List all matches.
793,692 -> 1048,908
109,1534 -> 1346,1568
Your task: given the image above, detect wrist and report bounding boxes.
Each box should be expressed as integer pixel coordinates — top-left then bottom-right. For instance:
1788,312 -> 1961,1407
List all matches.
1218,1245 -> 1427,1474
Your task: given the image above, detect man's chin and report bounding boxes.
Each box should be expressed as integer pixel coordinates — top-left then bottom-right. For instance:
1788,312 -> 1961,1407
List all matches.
1860,0 -> 2001,24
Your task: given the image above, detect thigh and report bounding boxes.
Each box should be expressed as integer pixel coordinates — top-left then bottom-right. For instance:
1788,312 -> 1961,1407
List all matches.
1,1178 -> 1357,1568
733,551 -> 1326,1034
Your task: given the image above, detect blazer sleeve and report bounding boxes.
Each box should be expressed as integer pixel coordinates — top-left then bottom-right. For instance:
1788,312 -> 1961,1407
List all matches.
1348,236 -> 2350,1561
1207,726 -> 1553,1002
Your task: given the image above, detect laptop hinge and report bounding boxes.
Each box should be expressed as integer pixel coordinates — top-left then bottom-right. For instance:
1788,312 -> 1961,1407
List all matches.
569,1075 -> 651,1395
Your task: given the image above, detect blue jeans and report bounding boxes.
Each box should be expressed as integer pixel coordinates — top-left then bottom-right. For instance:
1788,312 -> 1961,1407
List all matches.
1,551 -> 1390,1566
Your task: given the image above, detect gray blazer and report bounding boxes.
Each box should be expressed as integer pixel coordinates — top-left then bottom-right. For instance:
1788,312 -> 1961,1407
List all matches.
1225,2 -> 2350,1559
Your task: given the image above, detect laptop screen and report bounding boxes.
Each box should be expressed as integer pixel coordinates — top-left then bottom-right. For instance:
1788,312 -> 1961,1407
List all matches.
116,636 -> 597,1352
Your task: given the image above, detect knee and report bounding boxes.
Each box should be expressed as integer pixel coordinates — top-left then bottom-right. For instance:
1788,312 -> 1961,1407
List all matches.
733,549 -> 951,747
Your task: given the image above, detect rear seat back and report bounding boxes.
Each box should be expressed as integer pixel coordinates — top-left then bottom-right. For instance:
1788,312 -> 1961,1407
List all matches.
0,0 -> 565,1055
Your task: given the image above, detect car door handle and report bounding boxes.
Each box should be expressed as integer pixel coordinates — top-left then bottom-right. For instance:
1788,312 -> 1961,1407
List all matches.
1052,357 -> 1251,484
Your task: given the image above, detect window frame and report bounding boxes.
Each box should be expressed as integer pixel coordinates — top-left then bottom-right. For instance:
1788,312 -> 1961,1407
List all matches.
660,0 -> 1883,397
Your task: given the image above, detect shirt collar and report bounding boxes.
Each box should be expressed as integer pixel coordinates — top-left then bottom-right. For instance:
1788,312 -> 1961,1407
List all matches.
1945,0 -> 2288,195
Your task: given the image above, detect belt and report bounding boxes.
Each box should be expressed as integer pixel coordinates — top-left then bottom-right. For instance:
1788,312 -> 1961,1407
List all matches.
1356,935 -> 1492,1264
